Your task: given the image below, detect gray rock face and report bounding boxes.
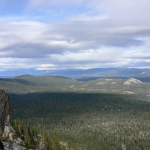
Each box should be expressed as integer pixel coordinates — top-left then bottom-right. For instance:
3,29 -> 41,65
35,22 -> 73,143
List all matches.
2,122 -> 15,142
124,78 -> 142,85
0,89 -> 10,137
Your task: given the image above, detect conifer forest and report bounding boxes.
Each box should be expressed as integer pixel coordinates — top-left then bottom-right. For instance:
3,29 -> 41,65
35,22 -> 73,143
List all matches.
1,75 -> 150,149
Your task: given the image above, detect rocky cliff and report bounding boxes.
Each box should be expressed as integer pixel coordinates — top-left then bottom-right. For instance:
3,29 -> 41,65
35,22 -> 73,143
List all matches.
0,89 -> 10,137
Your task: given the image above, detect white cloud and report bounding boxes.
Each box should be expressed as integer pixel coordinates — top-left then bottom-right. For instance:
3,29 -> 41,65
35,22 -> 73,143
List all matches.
1,0 -> 150,71
99,0 -> 150,26
39,64 -> 57,67
68,13 -> 108,21
36,64 -> 57,70
0,20 -> 150,70
36,68 -> 56,70
0,57 -> 35,70
51,48 -> 122,62
27,0 -> 150,26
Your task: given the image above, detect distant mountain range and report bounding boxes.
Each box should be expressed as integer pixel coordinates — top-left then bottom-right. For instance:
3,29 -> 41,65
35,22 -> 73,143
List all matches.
1,67 -> 150,78
45,67 -> 150,78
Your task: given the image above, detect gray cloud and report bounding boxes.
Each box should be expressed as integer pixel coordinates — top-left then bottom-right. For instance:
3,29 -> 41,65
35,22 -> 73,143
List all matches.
0,20 -> 149,72
1,0 -> 150,70
2,42 -> 67,58
49,22 -> 149,47
0,21 -> 150,58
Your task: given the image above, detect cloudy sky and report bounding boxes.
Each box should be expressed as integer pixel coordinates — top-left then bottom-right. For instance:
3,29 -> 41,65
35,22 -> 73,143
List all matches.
0,0 -> 150,74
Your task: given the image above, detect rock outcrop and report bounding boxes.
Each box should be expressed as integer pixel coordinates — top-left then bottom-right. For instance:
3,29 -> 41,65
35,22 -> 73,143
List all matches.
124,78 -> 142,85
2,118 -> 15,141
0,90 -> 35,149
0,89 -> 10,137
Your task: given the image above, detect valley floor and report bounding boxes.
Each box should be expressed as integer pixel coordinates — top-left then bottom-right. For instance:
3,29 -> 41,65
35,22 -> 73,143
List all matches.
9,92 -> 150,150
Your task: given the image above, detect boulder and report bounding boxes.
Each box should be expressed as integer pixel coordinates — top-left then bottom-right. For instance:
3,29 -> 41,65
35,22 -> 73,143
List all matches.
0,89 -> 10,137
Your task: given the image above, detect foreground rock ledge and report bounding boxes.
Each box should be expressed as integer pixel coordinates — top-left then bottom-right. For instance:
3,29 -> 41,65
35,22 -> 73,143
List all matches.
0,89 -> 10,137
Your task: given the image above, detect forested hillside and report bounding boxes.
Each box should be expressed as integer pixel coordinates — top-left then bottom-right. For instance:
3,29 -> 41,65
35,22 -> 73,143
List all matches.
0,75 -> 150,95
1,75 -> 150,149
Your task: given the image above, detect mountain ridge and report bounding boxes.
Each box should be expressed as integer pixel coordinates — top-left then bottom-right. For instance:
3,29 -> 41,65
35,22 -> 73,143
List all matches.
0,75 -> 150,96
1,67 -> 150,78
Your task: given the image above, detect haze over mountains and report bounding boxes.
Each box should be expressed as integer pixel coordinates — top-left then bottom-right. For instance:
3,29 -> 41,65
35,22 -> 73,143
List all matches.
1,67 -> 150,78
45,67 -> 150,78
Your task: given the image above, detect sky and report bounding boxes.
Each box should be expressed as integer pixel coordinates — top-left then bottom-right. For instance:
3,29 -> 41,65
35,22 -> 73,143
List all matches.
0,0 -> 150,75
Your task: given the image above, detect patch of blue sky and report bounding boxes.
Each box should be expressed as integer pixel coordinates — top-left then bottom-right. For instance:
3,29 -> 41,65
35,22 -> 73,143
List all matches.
29,6 -> 98,22
0,0 -> 105,23
0,0 -> 28,15
32,5 -> 97,21
0,1 -> 100,23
